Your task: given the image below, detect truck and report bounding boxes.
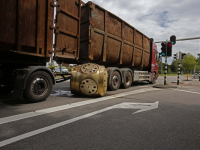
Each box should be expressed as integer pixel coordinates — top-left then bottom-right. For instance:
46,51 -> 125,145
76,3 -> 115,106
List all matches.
0,0 -> 159,103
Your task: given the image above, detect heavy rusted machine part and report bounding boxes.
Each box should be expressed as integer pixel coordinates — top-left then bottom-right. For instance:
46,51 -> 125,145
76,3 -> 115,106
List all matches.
53,0 -> 82,62
70,63 -> 107,96
0,0 -> 54,64
80,2 -> 151,69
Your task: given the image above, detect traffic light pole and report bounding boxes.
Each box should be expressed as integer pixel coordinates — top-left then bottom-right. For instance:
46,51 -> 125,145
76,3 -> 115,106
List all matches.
160,54 -> 162,74
177,61 -> 180,85
164,57 -> 167,85
199,71 -> 200,81
164,39 -> 168,85
177,51 -> 181,85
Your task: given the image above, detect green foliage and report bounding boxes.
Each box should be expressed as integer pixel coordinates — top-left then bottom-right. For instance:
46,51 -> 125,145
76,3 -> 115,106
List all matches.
182,54 -> 198,73
66,67 -> 72,71
168,67 -> 172,74
158,60 -> 164,74
49,66 -> 55,70
170,60 -> 178,73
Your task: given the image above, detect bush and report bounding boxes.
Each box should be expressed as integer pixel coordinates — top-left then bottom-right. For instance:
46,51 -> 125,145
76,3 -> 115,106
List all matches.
66,67 -> 72,71
49,66 -> 55,71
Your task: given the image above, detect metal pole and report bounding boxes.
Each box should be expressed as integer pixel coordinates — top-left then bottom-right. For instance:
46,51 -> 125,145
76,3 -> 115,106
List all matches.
199,71 -> 200,81
155,37 -> 200,43
164,57 -> 167,85
60,63 -> 62,74
164,39 -> 168,85
160,55 -> 162,74
177,58 -> 180,85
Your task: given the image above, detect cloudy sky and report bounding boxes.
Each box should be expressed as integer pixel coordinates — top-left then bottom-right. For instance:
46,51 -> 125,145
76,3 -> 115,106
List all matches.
82,0 -> 200,64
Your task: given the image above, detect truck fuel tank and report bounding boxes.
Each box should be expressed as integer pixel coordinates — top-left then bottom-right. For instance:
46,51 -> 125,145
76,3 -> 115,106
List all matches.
70,63 -> 107,96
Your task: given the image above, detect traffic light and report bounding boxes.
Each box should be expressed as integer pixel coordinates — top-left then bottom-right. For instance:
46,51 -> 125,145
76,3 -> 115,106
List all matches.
161,42 -> 166,56
167,42 -> 172,57
170,35 -> 176,45
181,53 -> 186,59
173,53 -> 178,60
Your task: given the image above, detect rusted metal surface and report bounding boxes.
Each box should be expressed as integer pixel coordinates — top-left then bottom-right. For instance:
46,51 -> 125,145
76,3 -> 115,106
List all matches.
0,0 -> 151,68
80,2 -> 151,69
53,0 -> 81,62
0,0 -> 54,65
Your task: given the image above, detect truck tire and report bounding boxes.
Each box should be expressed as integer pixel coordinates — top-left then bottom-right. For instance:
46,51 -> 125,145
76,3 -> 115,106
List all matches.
109,71 -> 121,90
123,71 -> 132,89
24,71 -> 53,103
150,73 -> 156,84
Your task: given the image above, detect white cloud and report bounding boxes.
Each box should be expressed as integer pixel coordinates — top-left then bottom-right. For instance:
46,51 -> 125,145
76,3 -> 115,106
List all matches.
82,0 -> 200,64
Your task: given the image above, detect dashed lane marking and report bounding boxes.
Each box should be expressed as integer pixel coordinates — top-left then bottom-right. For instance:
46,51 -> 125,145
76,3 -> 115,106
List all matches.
172,89 -> 200,95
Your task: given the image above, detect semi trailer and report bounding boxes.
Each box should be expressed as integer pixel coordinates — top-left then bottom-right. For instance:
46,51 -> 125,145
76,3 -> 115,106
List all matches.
0,0 -> 159,103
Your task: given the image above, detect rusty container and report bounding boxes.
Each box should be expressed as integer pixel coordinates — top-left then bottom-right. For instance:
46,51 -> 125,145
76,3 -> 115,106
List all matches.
0,0 -> 82,66
53,0 -> 82,64
0,0 -> 55,65
80,2 -> 151,69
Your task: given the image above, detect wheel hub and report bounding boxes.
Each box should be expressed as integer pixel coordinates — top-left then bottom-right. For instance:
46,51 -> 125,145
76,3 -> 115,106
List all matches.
113,76 -> 119,86
81,63 -> 99,74
32,78 -> 47,95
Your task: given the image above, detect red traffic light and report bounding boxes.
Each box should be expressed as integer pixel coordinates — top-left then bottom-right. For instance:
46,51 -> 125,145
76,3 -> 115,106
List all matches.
168,42 -> 172,47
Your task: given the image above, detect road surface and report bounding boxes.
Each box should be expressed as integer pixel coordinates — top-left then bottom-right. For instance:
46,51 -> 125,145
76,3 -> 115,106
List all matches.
0,75 -> 200,149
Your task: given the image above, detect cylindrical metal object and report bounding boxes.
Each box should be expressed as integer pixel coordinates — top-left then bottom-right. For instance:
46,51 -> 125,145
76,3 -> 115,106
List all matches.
187,74 -> 189,80
164,57 -> 167,85
70,63 -> 107,96
177,61 -> 180,85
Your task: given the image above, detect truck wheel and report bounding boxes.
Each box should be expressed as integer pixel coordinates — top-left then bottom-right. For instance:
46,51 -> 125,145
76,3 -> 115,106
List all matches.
24,71 -> 53,103
109,71 -> 121,90
123,71 -> 132,89
150,73 -> 156,84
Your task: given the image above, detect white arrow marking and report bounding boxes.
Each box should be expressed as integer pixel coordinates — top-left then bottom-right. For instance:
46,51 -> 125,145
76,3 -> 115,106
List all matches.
0,101 -> 159,147
113,101 -> 159,114
0,87 -> 161,125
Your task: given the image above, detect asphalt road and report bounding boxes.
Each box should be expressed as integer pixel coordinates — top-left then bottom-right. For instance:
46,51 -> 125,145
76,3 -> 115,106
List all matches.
0,75 -> 200,150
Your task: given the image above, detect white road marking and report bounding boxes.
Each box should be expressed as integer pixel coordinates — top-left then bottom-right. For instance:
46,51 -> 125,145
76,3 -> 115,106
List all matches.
172,89 -> 200,95
0,88 -> 161,125
60,86 -> 70,88
0,101 -> 159,147
188,89 -> 197,91
113,101 -> 159,114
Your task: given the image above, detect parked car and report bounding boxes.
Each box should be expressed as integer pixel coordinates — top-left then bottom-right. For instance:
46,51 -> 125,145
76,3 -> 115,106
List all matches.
54,67 -> 69,73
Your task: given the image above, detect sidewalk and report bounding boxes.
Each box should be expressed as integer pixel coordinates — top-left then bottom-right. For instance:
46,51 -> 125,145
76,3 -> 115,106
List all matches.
154,77 -> 200,89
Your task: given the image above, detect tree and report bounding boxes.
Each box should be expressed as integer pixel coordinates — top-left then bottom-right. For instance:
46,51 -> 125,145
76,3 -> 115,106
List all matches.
182,54 -> 198,73
158,60 -> 164,74
171,60 -> 178,73
196,57 -> 200,72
